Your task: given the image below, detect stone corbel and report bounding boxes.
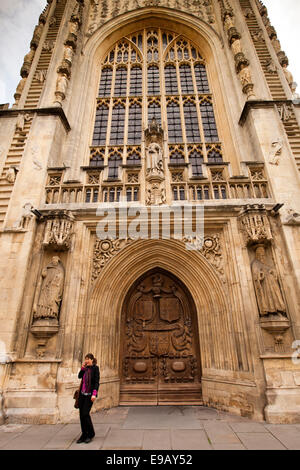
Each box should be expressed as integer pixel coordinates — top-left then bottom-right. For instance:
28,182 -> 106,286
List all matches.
238,204 -> 273,247
42,210 -> 75,251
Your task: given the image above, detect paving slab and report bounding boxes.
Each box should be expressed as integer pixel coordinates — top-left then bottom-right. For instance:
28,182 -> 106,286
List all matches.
203,421 -> 242,445
142,429 -> 172,450
102,429 -> 144,450
236,432 -> 286,450
43,424 -> 79,450
123,406 -> 203,429
171,429 -> 212,450
265,424 -> 300,450
92,407 -> 129,424
0,424 -> 64,450
229,422 -> 268,433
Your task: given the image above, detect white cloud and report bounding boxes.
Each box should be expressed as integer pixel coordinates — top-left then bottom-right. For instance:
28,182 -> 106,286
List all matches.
0,0 -> 46,104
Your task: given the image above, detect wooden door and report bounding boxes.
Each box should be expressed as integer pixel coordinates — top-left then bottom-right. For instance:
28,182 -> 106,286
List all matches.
119,270 -> 202,405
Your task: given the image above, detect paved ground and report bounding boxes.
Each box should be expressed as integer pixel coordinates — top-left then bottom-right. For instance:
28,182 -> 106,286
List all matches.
0,406 -> 300,450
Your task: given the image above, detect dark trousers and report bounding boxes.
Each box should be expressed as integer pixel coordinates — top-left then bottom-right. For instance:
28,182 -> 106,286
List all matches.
78,394 -> 95,439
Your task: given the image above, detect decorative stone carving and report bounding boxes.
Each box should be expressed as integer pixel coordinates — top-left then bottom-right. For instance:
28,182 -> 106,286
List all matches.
277,103 -> 293,122
20,47 -> 36,78
14,77 -> 27,105
146,143 -> 164,178
145,118 -> 166,205
13,202 -> 34,231
54,73 -> 69,105
34,69 -> 47,83
43,210 -> 75,250
15,112 -> 31,134
265,58 -> 277,74
268,137 -> 283,165
219,0 -> 255,100
183,234 -> 225,281
146,182 -> 166,206
86,0 -> 215,36
251,245 -> 286,318
5,166 -> 18,184
239,204 -> 272,246
32,256 -> 65,321
282,208 -> 300,226
92,238 -> 134,283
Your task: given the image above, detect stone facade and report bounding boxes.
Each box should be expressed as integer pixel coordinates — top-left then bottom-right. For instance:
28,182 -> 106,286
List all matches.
0,0 -> 300,424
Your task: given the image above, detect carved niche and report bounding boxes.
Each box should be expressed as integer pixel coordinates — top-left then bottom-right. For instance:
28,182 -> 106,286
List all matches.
31,256 -> 65,356
144,118 -> 166,206
239,205 -> 290,352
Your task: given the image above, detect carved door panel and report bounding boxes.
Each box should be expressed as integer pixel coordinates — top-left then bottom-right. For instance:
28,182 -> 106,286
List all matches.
120,270 -> 202,405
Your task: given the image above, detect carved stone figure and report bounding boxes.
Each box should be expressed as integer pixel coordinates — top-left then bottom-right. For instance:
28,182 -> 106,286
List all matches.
277,103 -> 293,122
14,77 -> 27,102
146,142 -> 164,177
13,202 -> 34,230
54,74 -> 69,104
282,208 -> 300,226
21,47 -> 35,77
291,82 -> 300,100
33,256 -> 65,320
251,245 -> 286,317
269,138 -> 283,165
15,113 -> 31,133
35,69 -> 47,83
5,166 -> 18,184
282,64 -> 294,87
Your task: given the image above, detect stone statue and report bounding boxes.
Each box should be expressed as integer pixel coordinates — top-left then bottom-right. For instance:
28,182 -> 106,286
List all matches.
146,142 -> 163,176
54,74 -> 69,104
269,137 -> 283,165
33,256 -> 65,320
282,64 -> 293,87
13,202 -> 34,230
251,245 -> 286,317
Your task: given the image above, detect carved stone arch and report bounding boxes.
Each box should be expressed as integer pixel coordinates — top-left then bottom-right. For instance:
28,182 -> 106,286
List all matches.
84,239 -> 240,409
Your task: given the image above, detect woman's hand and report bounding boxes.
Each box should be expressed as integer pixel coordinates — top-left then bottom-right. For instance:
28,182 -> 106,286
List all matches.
91,396 -> 96,402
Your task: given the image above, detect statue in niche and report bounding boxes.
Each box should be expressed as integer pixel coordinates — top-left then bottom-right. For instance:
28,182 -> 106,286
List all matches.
146,142 -> 163,177
251,245 -> 286,317
145,118 -> 164,177
33,256 -> 65,320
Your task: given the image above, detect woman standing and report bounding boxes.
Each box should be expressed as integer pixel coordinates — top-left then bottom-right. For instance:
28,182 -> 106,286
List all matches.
76,353 -> 100,444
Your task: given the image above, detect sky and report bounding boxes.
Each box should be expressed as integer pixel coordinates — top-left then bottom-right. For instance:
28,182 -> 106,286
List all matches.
0,0 -> 299,106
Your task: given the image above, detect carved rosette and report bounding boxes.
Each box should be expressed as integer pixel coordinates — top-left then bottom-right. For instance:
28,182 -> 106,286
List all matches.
43,210 -> 75,251
238,204 -> 272,247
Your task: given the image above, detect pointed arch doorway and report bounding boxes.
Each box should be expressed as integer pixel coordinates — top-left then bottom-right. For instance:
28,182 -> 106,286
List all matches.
119,268 -> 202,405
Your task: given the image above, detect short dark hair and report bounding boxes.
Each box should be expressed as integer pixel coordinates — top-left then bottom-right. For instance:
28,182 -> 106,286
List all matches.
85,353 -> 97,365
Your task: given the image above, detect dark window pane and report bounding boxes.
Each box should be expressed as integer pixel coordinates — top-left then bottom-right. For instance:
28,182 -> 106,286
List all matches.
179,64 -> 194,94
184,102 -> 201,143
114,67 -> 127,96
147,65 -> 160,95
200,102 -> 219,142
165,65 -> 178,94
167,103 -> 182,143
194,63 -> 210,94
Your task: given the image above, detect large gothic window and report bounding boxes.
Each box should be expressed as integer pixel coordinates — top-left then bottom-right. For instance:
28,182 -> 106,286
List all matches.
91,29 -> 222,177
